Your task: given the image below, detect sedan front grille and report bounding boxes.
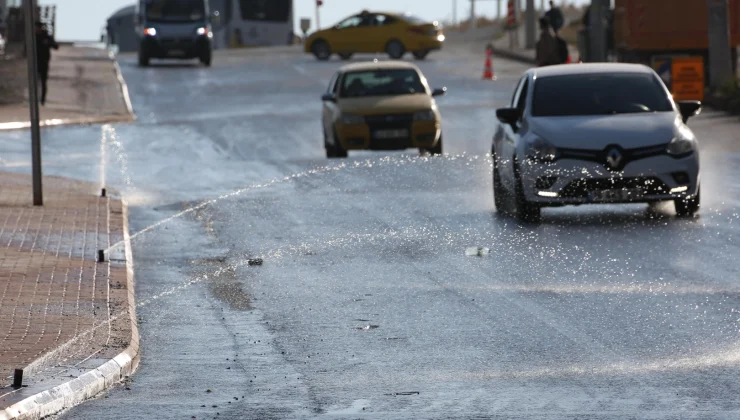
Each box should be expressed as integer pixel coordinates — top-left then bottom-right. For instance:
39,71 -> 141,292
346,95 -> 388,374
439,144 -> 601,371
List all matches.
559,177 -> 670,199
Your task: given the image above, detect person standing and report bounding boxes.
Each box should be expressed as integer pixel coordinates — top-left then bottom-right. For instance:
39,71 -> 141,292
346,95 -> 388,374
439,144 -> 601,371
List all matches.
536,18 -> 561,67
35,21 -> 58,106
544,0 -> 565,34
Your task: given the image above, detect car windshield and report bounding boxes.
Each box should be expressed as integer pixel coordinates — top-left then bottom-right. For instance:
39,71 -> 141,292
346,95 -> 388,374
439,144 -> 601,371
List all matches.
340,69 -> 426,98
144,0 -> 205,22
532,73 -> 674,117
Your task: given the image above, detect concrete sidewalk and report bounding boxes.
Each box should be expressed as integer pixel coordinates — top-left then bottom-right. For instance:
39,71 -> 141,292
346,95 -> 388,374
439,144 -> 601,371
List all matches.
0,173 -> 138,419
0,46 -> 134,131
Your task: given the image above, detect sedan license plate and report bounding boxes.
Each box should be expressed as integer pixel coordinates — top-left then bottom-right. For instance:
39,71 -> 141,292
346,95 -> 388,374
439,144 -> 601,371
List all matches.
591,189 -> 643,201
167,49 -> 185,56
374,129 -> 408,139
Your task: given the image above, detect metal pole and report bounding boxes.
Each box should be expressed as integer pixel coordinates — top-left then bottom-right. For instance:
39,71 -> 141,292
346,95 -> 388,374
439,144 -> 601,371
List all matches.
315,1 -> 320,30
452,0 -> 455,26
525,0 -> 535,48
23,0 -> 42,206
707,0 -> 733,89
497,0 -> 502,21
470,0 -> 476,31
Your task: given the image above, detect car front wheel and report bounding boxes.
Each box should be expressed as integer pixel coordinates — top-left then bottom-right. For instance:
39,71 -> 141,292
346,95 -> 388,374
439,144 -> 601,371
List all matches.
492,152 -> 509,213
514,161 -> 541,223
312,40 -> 331,61
386,40 -> 406,59
675,186 -> 700,217
426,136 -> 443,155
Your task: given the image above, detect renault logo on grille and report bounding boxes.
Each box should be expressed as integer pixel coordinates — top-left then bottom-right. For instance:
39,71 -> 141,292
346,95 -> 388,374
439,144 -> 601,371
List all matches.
605,147 -> 623,170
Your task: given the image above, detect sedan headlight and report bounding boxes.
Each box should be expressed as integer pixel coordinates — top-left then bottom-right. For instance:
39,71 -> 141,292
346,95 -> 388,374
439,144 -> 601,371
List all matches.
413,109 -> 436,121
525,137 -> 558,162
666,134 -> 695,157
196,27 -> 212,38
340,114 -> 365,125
143,27 -> 157,37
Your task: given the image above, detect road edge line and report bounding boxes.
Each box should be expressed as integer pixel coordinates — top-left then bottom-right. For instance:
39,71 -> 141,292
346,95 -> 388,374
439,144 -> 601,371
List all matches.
0,199 -> 140,420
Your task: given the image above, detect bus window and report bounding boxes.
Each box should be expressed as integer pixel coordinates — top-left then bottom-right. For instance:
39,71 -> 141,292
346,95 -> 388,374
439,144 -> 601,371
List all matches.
239,0 -> 290,22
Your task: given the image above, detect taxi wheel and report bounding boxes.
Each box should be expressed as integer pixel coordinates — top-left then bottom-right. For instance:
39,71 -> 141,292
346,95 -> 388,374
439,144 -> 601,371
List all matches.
326,130 -> 348,158
338,52 -> 353,60
312,40 -> 331,61
426,136 -> 443,155
386,40 -> 406,59
413,50 -> 429,60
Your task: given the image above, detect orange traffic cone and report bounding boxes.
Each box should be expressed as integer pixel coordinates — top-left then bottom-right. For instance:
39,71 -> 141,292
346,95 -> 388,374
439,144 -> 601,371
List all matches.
482,49 -> 496,80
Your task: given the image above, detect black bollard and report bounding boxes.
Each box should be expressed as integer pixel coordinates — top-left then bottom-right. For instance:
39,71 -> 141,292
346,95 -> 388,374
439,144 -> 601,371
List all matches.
101,188 -> 107,197
98,250 -> 105,263
13,369 -> 22,389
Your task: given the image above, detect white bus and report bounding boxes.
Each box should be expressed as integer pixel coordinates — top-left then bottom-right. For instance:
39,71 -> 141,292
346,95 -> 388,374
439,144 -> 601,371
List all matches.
210,0 -> 294,48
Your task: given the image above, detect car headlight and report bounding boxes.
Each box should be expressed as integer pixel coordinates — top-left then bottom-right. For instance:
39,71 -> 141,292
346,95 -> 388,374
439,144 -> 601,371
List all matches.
340,114 -> 365,125
196,27 -> 212,37
143,27 -> 157,37
666,133 -> 695,157
413,110 -> 436,121
525,137 -> 558,162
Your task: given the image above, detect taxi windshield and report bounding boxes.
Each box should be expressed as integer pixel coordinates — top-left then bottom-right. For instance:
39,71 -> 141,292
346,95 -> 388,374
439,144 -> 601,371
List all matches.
340,69 -> 426,98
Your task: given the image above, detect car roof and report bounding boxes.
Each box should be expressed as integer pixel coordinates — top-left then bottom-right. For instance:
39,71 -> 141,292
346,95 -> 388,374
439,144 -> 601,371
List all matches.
338,61 -> 421,73
530,63 -> 655,78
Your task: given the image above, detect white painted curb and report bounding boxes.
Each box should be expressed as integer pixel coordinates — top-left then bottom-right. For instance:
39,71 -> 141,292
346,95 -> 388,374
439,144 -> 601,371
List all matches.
0,199 -> 140,420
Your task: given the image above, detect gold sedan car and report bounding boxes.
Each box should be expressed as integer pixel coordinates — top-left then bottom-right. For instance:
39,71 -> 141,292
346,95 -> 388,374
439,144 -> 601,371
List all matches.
321,61 -> 446,158
305,11 -> 445,60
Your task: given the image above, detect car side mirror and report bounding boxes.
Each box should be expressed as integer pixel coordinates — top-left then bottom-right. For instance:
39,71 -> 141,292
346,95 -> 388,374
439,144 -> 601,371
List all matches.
321,93 -> 337,102
496,107 -> 519,126
432,87 -> 447,97
677,100 -> 701,123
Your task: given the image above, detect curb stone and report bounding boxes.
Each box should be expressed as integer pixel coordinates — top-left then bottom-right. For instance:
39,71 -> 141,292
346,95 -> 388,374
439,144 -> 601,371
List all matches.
0,199 -> 140,420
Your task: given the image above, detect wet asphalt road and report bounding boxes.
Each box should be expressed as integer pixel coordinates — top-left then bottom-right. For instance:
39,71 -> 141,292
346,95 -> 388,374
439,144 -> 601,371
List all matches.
1,47 -> 740,419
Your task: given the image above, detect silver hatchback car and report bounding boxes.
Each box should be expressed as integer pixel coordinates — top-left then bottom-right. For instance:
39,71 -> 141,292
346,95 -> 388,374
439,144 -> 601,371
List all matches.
492,63 -> 702,223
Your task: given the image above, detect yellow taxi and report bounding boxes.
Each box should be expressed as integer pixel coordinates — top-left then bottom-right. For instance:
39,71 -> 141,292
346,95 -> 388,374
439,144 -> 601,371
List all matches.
305,11 -> 445,60
320,61 -> 446,158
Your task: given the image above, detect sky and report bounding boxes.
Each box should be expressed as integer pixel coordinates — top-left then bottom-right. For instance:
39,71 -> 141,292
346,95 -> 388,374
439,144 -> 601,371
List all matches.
42,0 -> 590,41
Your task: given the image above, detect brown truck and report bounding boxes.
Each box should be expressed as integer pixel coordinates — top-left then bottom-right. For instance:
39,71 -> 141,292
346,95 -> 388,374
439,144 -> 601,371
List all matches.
614,0 -> 739,79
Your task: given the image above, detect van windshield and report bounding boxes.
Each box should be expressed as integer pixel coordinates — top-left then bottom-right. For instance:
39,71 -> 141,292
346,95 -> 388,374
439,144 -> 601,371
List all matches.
145,0 -> 206,23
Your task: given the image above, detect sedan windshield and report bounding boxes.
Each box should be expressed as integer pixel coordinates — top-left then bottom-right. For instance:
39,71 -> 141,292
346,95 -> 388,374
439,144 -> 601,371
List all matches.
144,0 -> 206,22
532,73 -> 674,117
340,69 -> 426,98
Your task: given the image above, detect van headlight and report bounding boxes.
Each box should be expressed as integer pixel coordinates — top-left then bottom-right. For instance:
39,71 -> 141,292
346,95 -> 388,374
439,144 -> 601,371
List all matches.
413,110 -> 436,121
340,114 -> 365,125
525,137 -> 558,162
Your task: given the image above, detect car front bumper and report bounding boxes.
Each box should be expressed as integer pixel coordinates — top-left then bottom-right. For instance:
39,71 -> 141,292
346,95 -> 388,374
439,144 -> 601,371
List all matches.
336,121 -> 441,150
518,153 -> 700,206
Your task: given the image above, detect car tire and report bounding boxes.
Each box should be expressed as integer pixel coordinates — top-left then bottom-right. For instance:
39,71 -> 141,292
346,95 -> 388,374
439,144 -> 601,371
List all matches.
426,136 -> 443,155
386,40 -> 406,59
492,152 -> 509,213
200,51 -> 212,67
413,50 -> 430,60
138,50 -> 149,67
338,52 -> 353,60
327,129 -> 348,158
514,160 -> 541,223
674,186 -> 700,217
312,40 -> 332,61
